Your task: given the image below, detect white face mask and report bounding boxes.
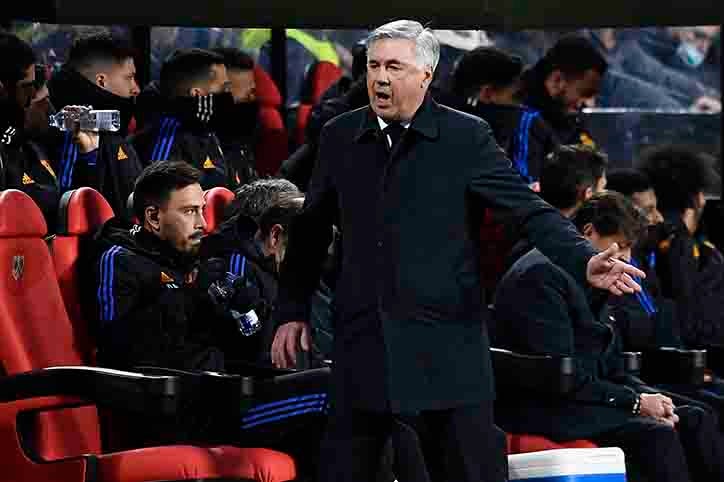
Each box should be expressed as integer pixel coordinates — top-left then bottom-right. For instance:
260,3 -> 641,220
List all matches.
677,42 -> 706,68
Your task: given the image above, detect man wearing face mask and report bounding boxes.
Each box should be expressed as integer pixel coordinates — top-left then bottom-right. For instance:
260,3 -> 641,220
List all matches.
519,35 -> 607,147
47,32 -> 143,220
0,32 -> 60,229
212,47 -> 259,187
131,48 -> 238,190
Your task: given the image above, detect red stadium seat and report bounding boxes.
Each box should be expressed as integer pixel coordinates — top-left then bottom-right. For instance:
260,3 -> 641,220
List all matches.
307,61 -> 343,105
204,186 -> 235,233
295,61 -> 343,145
254,65 -> 289,177
0,189 -> 297,482
52,188 -> 115,365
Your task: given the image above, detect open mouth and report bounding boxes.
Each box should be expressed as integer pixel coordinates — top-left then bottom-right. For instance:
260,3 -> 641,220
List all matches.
375,91 -> 392,104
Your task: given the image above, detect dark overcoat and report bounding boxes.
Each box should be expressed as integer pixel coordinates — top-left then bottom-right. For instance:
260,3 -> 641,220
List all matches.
277,96 -> 596,413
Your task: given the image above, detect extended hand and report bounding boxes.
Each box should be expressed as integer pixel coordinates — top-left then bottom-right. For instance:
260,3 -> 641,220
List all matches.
586,243 -> 645,295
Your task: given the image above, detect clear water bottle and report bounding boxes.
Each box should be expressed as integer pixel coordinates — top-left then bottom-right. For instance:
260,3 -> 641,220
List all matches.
231,307 -> 262,337
49,106 -> 121,132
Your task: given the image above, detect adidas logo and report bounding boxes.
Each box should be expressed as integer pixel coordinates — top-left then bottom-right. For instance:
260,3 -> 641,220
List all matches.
203,157 -> 215,169
22,173 -> 34,185
117,146 -> 129,160
2,127 -> 16,145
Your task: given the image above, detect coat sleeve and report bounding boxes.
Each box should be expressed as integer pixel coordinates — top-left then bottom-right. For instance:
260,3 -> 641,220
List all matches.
468,121 -> 597,289
275,127 -> 338,326
497,263 -> 639,410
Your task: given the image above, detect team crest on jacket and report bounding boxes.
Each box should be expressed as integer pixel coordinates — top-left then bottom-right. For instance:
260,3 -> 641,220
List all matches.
203,157 -> 215,169
117,146 -> 129,160
22,173 -> 34,185
12,255 -> 24,281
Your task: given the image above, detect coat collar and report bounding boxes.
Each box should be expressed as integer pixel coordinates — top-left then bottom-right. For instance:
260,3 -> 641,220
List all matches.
354,95 -> 440,144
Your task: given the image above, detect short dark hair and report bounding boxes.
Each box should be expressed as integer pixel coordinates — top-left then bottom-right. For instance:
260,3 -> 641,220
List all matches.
211,47 -> 254,72
573,191 -> 647,243
66,32 -> 135,73
637,145 -> 720,213
605,168 -> 653,197
160,48 -> 224,98
451,47 -> 523,98
133,161 -> 202,221
0,32 -> 36,88
539,35 -> 608,79
258,194 -> 305,239
540,145 -> 608,210
232,178 -> 301,222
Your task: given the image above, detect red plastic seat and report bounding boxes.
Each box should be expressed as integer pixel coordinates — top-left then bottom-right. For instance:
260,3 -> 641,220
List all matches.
203,186 -> 235,233
506,434 -> 597,455
254,65 -> 289,177
295,61 -> 343,145
0,189 -> 296,482
52,187 -> 115,365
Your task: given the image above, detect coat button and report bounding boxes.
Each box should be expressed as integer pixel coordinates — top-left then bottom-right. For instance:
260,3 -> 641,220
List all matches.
377,241 -> 383,248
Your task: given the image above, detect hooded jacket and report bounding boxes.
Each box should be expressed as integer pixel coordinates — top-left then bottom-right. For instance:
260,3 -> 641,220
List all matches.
47,67 -> 143,220
89,218 -> 235,371
0,101 -> 60,230
130,96 -> 238,190
200,213 -> 278,365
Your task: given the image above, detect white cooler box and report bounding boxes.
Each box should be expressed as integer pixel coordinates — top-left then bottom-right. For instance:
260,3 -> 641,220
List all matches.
508,447 -> 626,482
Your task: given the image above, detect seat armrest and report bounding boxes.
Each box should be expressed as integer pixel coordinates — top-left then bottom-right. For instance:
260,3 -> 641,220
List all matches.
622,351 -> 643,376
641,347 -> 707,385
490,348 -> 576,395
0,366 -> 183,415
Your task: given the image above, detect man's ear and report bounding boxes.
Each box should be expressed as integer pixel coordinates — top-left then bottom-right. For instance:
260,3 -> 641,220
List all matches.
95,73 -> 106,89
145,205 -> 161,232
582,223 -> 594,238
269,224 -> 285,249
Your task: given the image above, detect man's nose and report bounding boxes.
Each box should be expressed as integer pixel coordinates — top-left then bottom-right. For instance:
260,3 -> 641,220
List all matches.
131,80 -> 141,96
198,212 -> 208,232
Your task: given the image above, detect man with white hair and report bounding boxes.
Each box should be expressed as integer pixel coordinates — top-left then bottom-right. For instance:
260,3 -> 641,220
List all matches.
272,20 -> 645,482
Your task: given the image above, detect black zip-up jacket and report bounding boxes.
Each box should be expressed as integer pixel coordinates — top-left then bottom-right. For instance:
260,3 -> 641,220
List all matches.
47,68 -> 143,220
0,134 -> 60,231
130,108 -> 238,191
89,218 -> 236,371
200,214 -> 279,365
437,94 -> 558,185
494,248 -> 640,441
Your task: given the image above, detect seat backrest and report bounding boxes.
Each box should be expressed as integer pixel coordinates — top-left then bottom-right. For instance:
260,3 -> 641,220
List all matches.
0,189 -> 102,460
295,103 -> 314,146
308,61 -> 343,105
203,187 -> 235,233
254,64 -> 283,108
253,65 -> 290,176
53,188 -> 115,365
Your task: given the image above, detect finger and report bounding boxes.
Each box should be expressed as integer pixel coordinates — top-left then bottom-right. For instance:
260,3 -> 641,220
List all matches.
617,273 -> 641,293
608,282 -> 624,296
284,329 -> 299,368
621,262 -> 646,280
271,335 -> 281,367
300,325 -> 311,352
660,395 -> 674,406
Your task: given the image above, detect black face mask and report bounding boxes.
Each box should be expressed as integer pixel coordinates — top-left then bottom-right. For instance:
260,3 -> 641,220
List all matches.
170,92 -> 235,129
212,99 -> 259,144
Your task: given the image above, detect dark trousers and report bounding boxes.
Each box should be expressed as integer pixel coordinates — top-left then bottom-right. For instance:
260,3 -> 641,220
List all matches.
593,405 -> 724,482
318,401 -> 508,482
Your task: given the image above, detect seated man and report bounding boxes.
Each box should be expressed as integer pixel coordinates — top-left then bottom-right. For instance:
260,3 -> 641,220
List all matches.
90,160 -> 237,371
505,144 -> 608,270
605,168 -> 680,351
201,193 -> 305,367
131,49 -> 238,189
47,32 -> 143,220
0,32 -> 59,228
494,191 -> 724,482
445,46 -> 558,188
638,145 -> 724,348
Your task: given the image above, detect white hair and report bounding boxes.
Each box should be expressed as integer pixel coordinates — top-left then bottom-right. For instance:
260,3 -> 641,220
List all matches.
366,20 -> 440,72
